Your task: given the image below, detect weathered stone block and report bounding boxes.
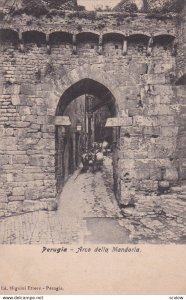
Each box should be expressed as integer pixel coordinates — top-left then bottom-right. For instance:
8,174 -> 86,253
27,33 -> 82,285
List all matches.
0,194 -> 8,203
9,121 -> 30,128
164,168 -> 179,181
120,187 -> 136,206
41,125 -> 55,133
12,155 -> 29,164
121,136 -> 140,150
122,149 -> 148,159
41,199 -> 57,211
36,116 -> 47,124
136,167 -> 150,180
18,106 -> 31,115
33,139 -> 55,150
0,155 -> 9,165
12,187 -> 25,196
0,139 -> 7,151
0,128 -> 5,137
158,181 -> 170,189
139,180 -> 158,192
29,155 -> 55,167
22,200 -> 46,212
162,126 -> 178,138
149,166 -> 162,180
120,158 -> 135,170
0,211 -> 5,217
13,84 -> 20,95
23,167 -> 42,174
143,126 -> 160,136
133,116 -> 158,127
20,84 -> 36,95
11,95 -> 20,105
18,96 -> 33,107
7,174 -> 14,182
145,74 -> 166,85
180,167 -> 186,180
7,201 -> 23,213
5,128 -> 14,136
9,195 -> 25,201
0,203 -> 8,210
25,188 -> 43,200
135,160 -> 151,180
44,180 -> 56,188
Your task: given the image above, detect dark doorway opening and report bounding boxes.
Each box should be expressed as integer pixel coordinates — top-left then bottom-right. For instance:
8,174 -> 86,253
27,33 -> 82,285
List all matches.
55,78 -> 120,201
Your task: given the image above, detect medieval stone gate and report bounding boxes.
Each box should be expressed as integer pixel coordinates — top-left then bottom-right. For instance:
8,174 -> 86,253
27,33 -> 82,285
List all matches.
55,78 -> 117,193
0,1 -> 185,217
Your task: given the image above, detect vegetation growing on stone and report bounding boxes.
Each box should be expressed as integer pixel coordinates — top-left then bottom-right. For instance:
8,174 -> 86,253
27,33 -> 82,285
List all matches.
113,0 -> 138,13
1,0 -> 185,18
113,0 -> 185,13
22,0 -> 48,17
43,0 -> 79,10
144,0 -> 185,13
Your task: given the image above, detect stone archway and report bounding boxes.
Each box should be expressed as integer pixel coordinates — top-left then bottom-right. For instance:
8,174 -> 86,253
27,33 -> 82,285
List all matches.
56,78 -> 117,115
55,78 -> 121,200
45,63 -> 126,115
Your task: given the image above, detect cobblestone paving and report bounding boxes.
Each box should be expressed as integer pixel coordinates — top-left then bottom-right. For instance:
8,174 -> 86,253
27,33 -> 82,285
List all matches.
120,193 -> 186,244
0,158 -> 185,244
0,158 -> 122,244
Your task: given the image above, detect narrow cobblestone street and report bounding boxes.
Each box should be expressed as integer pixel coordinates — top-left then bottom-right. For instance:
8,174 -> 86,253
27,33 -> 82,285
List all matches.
0,157 -> 186,244
0,158 -> 128,244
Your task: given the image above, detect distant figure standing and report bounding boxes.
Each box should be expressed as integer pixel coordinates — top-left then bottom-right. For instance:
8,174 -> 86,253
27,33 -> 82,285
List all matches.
102,140 -> 109,155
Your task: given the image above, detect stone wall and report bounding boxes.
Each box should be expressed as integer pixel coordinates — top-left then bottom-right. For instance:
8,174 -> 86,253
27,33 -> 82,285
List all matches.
174,85 -> 186,181
56,95 -> 86,191
176,1 -> 186,79
0,11 -> 184,216
174,1 -> 186,182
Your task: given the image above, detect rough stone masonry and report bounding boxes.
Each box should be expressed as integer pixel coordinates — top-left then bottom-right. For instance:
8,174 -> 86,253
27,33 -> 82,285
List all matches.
0,0 -> 185,217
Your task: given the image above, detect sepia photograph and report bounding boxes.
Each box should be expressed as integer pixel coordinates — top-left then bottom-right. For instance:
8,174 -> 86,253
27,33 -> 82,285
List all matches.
0,0 -> 185,247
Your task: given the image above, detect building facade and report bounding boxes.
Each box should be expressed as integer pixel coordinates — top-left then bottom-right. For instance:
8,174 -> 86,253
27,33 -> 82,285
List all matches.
0,0 -> 185,217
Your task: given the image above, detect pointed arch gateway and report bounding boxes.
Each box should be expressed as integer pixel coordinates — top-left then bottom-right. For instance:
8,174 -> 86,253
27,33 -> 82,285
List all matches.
56,78 -> 117,116
55,78 -> 120,199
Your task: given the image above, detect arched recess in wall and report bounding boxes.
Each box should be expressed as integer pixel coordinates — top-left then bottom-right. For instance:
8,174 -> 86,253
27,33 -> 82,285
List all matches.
49,31 -> 73,54
153,34 -> 175,54
76,32 -> 99,53
49,31 -> 73,44
127,34 -> 149,55
0,28 -> 19,46
103,32 -> 124,55
55,78 -> 120,197
22,30 -> 46,47
56,78 -> 117,116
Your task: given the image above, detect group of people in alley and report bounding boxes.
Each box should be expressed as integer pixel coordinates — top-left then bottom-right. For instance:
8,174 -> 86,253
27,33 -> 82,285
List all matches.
81,140 -> 110,172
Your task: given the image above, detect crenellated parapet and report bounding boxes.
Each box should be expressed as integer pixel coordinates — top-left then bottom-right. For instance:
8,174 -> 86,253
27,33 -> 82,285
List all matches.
0,9 -> 178,60
0,27 -> 177,57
